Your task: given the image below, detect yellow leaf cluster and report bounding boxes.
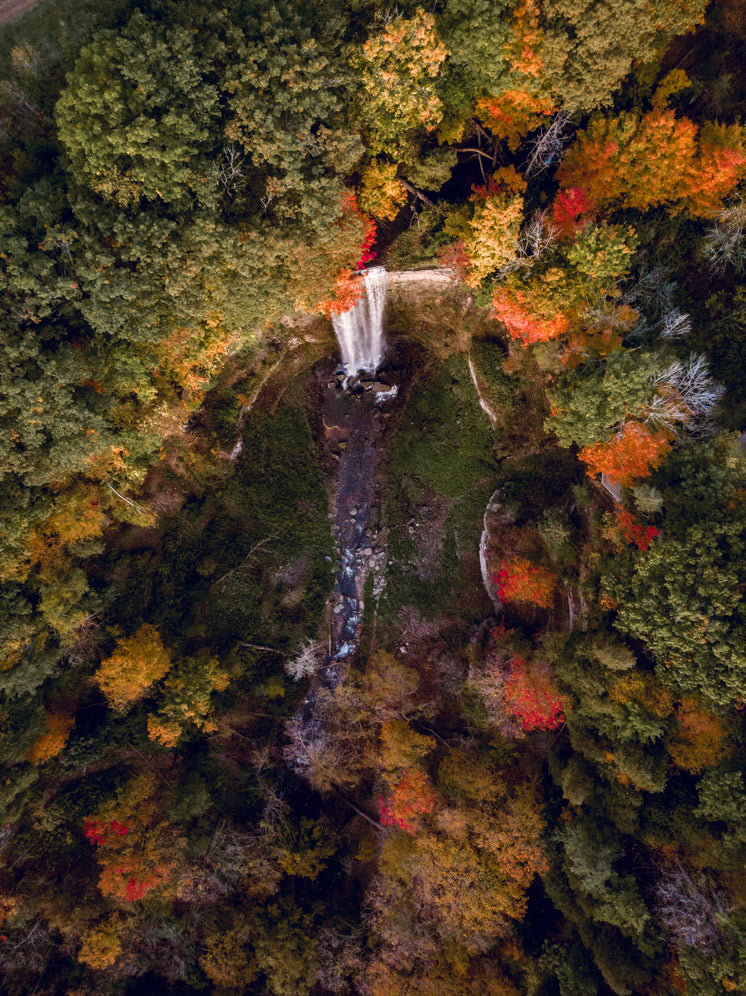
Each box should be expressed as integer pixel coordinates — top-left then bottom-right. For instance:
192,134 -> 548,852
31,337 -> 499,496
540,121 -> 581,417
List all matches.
95,623 -> 173,711
359,160 -> 408,220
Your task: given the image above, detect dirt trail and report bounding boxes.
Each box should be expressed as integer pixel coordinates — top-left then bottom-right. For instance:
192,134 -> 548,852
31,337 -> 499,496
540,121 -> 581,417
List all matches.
0,0 -> 41,27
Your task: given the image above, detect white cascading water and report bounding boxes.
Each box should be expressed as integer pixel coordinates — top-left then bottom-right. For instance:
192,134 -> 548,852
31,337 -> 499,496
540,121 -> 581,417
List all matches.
331,266 -> 387,378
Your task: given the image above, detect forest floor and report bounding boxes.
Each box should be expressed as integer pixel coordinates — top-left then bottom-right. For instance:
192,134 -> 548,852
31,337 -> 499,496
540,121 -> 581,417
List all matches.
0,0 -> 39,26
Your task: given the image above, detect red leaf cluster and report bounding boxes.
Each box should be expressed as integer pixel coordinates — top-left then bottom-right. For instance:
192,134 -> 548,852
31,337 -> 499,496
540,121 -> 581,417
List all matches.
355,217 -> 378,270
125,878 -> 150,902
613,507 -> 660,551
379,771 -> 435,835
504,657 -> 564,731
84,819 -> 129,845
495,557 -> 555,609
550,186 -> 595,237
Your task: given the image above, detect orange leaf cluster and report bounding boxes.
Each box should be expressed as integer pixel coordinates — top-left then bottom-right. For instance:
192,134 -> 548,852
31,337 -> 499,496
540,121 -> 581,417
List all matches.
688,131 -> 746,215
495,557 -> 555,609
475,89 -> 555,152
26,709 -> 75,764
558,106 -> 746,216
505,0 -> 545,78
579,421 -> 670,487
667,697 -> 729,774
94,623 -> 173,712
492,287 -> 569,345
318,267 -> 367,318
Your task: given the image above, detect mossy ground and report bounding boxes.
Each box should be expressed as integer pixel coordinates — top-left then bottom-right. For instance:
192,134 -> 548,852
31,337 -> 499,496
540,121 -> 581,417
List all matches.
379,353 -> 500,632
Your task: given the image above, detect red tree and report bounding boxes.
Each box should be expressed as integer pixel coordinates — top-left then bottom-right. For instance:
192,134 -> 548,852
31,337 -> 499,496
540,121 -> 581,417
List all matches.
504,658 -> 564,732
379,771 -> 435,834
610,507 -> 660,551
495,557 -> 555,608
550,187 -> 595,237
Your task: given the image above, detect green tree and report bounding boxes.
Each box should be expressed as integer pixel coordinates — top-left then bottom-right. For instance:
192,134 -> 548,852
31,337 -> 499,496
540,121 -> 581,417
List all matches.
56,10 -> 222,210
605,445 -> 746,711
540,0 -> 707,113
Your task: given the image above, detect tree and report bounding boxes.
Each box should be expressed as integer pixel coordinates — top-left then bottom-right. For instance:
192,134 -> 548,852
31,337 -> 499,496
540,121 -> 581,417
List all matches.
538,0 -> 707,113
146,656 -> 229,747
25,708 -> 74,764
665,697 -> 729,774
222,1 -> 363,227
77,915 -> 123,970
380,770 -> 436,835
546,349 -> 669,449
550,186 -> 595,237
503,657 -> 564,731
359,159 -> 409,220
94,624 -> 173,712
557,102 -> 746,216
579,421 -> 671,486
475,88 -> 555,152
492,285 -> 570,344
606,507 -> 660,552
605,510 -> 746,711
355,9 -> 449,156
84,771 -> 179,904
495,557 -> 556,608
444,168 -> 526,287
56,10 -> 221,210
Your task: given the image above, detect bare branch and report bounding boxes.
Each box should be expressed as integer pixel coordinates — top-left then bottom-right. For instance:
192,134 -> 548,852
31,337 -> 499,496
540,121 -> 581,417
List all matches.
214,143 -> 246,195
524,111 -> 572,177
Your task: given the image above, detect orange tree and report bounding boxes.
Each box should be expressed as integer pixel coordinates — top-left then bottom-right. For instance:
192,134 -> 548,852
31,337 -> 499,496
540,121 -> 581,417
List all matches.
557,99 -> 746,217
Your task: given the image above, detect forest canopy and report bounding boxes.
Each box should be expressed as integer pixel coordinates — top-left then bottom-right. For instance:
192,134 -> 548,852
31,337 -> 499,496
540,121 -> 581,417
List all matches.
2,0 -> 746,994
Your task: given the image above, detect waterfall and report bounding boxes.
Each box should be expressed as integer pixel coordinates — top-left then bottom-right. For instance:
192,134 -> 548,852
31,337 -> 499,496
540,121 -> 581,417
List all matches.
331,267 -> 387,378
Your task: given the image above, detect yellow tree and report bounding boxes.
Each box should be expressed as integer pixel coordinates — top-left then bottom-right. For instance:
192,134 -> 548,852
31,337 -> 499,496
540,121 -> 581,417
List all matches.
95,624 -> 173,712
147,656 -> 229,748
355,9 -> 448,156
445,167 -> 526,287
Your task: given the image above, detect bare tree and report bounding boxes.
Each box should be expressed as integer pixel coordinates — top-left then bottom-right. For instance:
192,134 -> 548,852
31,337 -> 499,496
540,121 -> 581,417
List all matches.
658,308 -> 692,341
524,111 -> 572,176
645,354 -> 725,436
215,144 -> 246,195
700,196 -> 746,274
284,639 -> 324,681
656,863 -> 727,953
626,267 -> 677,317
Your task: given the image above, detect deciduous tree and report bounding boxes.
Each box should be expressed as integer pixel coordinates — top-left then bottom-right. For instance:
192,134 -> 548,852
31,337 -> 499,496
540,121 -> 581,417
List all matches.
95,624 -> 173,712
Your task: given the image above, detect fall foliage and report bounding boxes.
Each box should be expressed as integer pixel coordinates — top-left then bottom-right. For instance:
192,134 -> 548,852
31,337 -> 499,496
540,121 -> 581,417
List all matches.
94,624 -> 173,712
495,557 -> 555,608
503,658 -> 564,732
557,102 -> 746,217
379,770 -> 436,834
579,421 -> 671,487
